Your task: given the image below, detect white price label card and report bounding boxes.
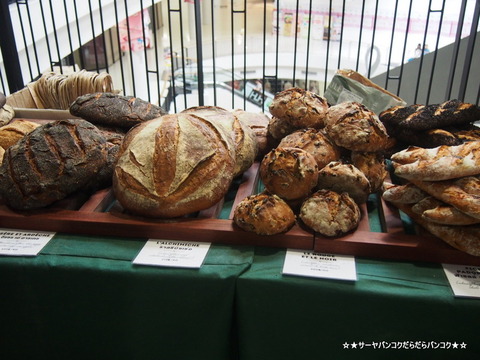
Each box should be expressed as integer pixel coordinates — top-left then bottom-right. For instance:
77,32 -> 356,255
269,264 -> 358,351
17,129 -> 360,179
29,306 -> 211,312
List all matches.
283,249 -> 357,281
133,239 -> 211,268
0,228 -> 56,256
442,263 -> 480,298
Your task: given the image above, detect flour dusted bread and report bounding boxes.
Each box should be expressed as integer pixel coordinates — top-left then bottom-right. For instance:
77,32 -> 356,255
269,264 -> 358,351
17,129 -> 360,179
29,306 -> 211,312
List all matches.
325,101 -> 390,152
0,119 -> 110,210
113,113 -> 236,218
269,87 -> 329,129
300,190 -> 360,237
392,141 -> 480,181
260,147 -> 318,201
182,106 -> 257,177
233,193 -> 296,235
278,128 -> 341,169
317,161 -> 370,204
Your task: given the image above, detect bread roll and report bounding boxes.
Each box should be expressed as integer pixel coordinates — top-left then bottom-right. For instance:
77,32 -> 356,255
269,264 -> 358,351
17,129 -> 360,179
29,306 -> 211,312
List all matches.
300,189 -> 360,237
351,151 -> 387,193
70,92 -> 166,129
233,193 -> 296,235
269,87 -> 329,129
317,161 -> 370,204
182,106 -> 257,177
267,116 -> 297,141
0,119 -> 40,149
392,141 -> 480,181
325,101 -> 390,151
260,147 -> 318,201
113,113 -> 236,218
278,128 -> 341,169
0,119 -> 109,210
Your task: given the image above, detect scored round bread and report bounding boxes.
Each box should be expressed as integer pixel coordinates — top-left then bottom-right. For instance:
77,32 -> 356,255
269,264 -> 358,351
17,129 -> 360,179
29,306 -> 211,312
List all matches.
0,119 -> 40,149
278,128 -> 341,169
269,87 -> 329,129
317,161 -> 370,204
300,189 -> 361,237
0,119 -> 109,210
113,113 -> 236,218
182,106 -> 258,177
260,147 -> 319,201
325,101 -> 390,152
233,192 -> 296,235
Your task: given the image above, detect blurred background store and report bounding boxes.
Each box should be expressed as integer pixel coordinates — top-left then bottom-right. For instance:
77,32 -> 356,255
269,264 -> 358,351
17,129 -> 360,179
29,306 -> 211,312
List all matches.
1,0 -> 479,113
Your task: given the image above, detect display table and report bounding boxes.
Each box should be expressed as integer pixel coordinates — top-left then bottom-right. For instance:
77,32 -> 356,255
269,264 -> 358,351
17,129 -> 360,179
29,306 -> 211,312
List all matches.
1,233 -> 479,359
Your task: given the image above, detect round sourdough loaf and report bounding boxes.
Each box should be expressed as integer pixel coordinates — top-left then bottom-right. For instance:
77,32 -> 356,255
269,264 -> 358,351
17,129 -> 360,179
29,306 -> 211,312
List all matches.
0,119 -> 109,210
113,113 -> 236,218
181,106 -> 257,177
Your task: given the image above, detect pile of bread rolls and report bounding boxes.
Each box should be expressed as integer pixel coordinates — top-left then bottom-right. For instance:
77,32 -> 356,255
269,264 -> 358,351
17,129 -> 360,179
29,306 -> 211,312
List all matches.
233,87 -> 391,237
383,142 -> 480,257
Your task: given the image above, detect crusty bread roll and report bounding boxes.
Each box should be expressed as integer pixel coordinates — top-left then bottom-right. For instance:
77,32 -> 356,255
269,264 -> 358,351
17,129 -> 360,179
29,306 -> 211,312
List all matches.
325,101 -> 390,152
0,119 -> 109,210
233,192 -> 296,235
411,196 -> 480,225
182,106 -> 257,177
409,176 -> 480,219
0,119 -> 40,149
392,141 -> 480,181
278,128 -> 341,169
381,182 -> 428,204
260,147 -> 318,201
232,109 -> 274,159
317,161 -> 370,204
393,202 -> 480,257
300,189 -> 360,237
269,87 -> 329,129
113,113 -> 236,218
267,116 -> 297,141
351,151 -> 387,193
70,92 -> 166,129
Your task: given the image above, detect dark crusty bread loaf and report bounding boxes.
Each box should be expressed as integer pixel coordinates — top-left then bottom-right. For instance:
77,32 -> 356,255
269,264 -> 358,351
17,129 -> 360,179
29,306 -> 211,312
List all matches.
260,147 -> 319,201
113,113 -> 236,218
0,119 -> 110,210
70,92 -> 166,129
233,192 -> 296,235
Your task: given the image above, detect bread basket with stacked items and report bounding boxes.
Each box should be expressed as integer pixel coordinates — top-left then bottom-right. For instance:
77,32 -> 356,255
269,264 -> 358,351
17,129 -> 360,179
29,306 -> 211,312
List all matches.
233,86 -> 393,238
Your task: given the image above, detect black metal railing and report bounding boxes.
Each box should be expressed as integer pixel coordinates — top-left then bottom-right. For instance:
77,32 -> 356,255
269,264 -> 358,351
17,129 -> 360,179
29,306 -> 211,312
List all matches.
1,0 -> 479,112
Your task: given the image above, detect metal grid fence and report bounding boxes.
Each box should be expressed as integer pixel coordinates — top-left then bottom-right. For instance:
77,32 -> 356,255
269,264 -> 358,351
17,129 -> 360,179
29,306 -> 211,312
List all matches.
1,0 -> 479,112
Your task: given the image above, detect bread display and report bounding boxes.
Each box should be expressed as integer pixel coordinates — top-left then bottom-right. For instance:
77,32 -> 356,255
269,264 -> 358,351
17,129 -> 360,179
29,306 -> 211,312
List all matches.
113,113 -> 236,218
0,120 -> 40,149
233,192 -> 296,235
299,189 -> 360,237
325,101 -> 391,152
260,147 -> 318,201
278,128 -> 341,169
182,106 -> 257,177
317,161 -> 371,204
70,92 -> 166,130
0,119 -> 110,210
269,87 -> 329,129
391,141 -> 480,181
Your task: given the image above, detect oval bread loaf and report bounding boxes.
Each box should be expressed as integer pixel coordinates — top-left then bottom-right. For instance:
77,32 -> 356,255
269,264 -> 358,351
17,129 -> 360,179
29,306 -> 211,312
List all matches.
0,119 -> 109,210
113,113 -> 236,218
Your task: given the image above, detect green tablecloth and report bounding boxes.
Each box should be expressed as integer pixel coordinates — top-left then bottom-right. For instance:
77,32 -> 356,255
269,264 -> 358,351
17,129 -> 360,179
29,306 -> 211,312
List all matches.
1,234 -> 479,359
236,247 -> 480,360
0,234 -> 253,360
